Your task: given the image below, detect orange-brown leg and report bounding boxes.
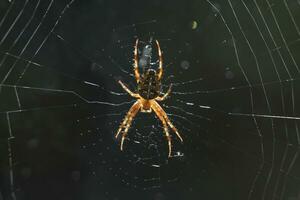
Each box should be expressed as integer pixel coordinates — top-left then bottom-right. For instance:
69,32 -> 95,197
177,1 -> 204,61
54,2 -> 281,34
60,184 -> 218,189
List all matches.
155,84 -> 172,101
152,103 -> 172,157
115,100 -> 141,150
152,100 -> 183,142
134,39 -> 140,82
118,80 -> 139,98
155,40 -> 163,80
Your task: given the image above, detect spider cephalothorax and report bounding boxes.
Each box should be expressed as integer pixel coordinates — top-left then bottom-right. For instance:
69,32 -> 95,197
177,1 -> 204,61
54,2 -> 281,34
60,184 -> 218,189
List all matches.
115,39 -> 183,157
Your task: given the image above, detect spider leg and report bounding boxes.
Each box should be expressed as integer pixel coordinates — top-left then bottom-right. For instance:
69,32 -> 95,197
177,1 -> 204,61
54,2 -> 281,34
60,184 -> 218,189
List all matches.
156,40 -> 163,80
152,100 -> 183,142
118,80 -> 139,98
155,84 -> 172,101
134,39 -> 140,82
120,115 -> 136,151
115,100 -> 141,151
151,102 -> 172,157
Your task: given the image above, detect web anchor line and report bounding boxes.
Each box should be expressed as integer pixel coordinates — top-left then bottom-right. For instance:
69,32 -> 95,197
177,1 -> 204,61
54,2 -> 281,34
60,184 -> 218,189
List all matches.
228,112 -> 300,121
1,1 -> 76,199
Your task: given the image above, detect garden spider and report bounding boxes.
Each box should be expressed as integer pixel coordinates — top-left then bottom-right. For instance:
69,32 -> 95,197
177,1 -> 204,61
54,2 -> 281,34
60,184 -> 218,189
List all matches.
115,39 -> 183,157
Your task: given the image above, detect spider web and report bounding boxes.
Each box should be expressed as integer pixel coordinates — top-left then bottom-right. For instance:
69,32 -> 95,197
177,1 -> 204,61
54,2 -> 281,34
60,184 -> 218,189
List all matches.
0,0 -> 299,199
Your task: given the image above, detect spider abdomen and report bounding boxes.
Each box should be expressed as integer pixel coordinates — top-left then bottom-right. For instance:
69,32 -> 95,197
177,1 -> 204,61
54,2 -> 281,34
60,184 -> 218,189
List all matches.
138,70 -> 161,100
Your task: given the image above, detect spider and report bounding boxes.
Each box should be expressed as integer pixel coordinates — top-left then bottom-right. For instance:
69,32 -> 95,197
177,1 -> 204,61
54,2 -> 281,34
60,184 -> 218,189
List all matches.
115,39 -> 183,157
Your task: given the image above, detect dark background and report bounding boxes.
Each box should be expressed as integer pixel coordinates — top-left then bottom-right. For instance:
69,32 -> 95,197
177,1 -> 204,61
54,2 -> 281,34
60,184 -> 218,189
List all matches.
0,0 -> 300,200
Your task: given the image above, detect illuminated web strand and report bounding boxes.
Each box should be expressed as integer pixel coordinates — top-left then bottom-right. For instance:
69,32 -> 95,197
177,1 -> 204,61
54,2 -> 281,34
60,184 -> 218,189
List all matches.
227,113 -> 300,121
203,3 -> 265,199
266,0 -> 300,74
200,2 -> 300,198
243,1 -> 298,198
280,151 -> 300,200
173,119 -> 192,133
279,103 -> 300,200
0,0 -> 29,46
0,52 -> 127,96
202,105 -> 300,184
191,102 -> 300,185
16,0 -> 75,85
163,104 -> 211,121
0,0 -> 16,29
197,100 -> 300,185
14,86 -> 20,108
176,99 -> 300,121
2,2 -> 74,199
52,32 -> 133,76
266,0 -> 300,198
253,1 -> 293,78
52,32 -> 104,70
108,55 -> 132,76
1,1 -> 40,199
241,2 -> 292,191
210,131 -> 300,181
229,1 -> 277,199
3,103 -> 77,114
0,83 -> 135,112
33,31 -> 146,89
258,0 -> 300,198
0,0 -> 54,89
171,77 -> 203,86
176,97 -> 300,163
0,0 -> 38,58
241,0 -> 290,129
240,8 -> 292,195
112,19 -> 157,31
283,0 -> 300,37
1,100 -> 134,115
172,77 -> 298,95
0,0 -> 41,94
6,113 -> 16,200
167,113 -> 203,131
0,0 -> 40,59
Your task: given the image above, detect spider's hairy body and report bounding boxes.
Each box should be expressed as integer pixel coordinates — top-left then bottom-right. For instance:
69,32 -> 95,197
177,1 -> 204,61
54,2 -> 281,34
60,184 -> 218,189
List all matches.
138,69 -> 161,100
115,39 -> 183,157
